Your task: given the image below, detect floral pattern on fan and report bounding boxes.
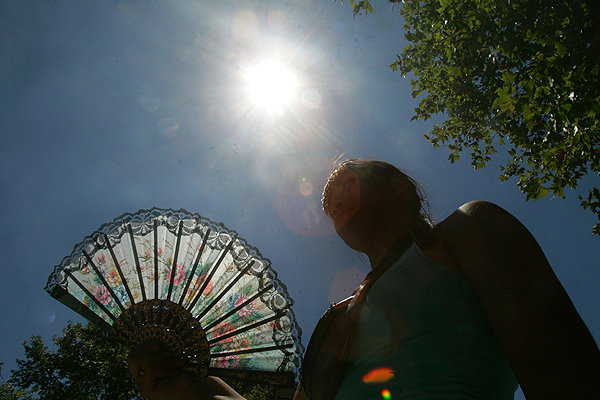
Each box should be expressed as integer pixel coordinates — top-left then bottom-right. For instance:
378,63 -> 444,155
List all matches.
45,208 -> 303,388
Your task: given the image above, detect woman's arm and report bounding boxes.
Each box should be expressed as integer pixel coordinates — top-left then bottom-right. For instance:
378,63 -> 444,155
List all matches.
439,200 -> 600,399
128,341 -> 245,400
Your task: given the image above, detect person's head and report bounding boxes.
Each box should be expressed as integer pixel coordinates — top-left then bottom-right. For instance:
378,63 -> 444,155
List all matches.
322,159 -> 433,230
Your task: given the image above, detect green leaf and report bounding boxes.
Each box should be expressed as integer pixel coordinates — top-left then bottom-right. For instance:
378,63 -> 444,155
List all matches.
448,66 -> 461,76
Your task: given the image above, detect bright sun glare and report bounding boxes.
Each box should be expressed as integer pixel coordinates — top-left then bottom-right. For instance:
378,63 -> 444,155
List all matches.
246,61 -> 296,112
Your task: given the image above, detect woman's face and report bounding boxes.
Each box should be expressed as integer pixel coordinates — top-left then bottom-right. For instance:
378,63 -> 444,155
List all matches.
326,169 -> 361,240
326,167 -> 410,252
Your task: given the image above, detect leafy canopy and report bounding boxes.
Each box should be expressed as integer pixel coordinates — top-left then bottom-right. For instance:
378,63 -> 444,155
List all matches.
0,363 -> 31,400
0,322 -> 277,400
340,0 -> 600,234
0,322 -> 141,400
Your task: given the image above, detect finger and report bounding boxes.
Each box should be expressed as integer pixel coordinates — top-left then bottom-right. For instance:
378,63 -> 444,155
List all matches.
145,351 -> 174,362
163,356 -> 186,368
128,352 -> 142,373
129,358 -> 150,390
141,372 -> 198,400
130,352 -> 184,378
129,343 -> 162,361
138,359 -> 150,378
147,362 -> 182,378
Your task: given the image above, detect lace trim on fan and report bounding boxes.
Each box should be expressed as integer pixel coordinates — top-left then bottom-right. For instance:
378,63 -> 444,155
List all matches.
45,208 -> 293,304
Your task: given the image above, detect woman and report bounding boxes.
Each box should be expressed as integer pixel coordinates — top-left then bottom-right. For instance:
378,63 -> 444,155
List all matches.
129,159 -> 600,400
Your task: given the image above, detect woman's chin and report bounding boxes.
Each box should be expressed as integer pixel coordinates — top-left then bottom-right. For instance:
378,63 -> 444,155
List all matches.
333,207 -> 359,232
335,220 -> 363,251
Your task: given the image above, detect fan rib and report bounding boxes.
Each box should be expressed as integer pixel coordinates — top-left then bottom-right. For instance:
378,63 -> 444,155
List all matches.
207,312 -> 284,345
127,224 -> 147,302
188,239 -> 235,312
179,228 -> 211,307
66,270 -> 117,321
104,234 -> 135,306
203,283 -> 274,331
167,221 -> 184,301
82,250 -> 126,312
153,219 -> 158,299
210,343 -> 295,358
197,260 -> 256,320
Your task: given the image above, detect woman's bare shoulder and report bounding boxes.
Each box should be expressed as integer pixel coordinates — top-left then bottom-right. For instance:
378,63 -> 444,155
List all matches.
436,200 -> 520,234
432,200 -> 600,398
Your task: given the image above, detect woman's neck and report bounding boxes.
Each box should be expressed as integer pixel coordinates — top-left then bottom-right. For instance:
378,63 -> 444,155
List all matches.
365,219 -> 412,269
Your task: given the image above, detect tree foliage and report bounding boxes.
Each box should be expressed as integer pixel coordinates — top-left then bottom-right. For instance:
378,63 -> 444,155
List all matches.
342,0 -> 600,234
0,322 -> 278,400
0,364 -> 32,400
0,322 -> 141,400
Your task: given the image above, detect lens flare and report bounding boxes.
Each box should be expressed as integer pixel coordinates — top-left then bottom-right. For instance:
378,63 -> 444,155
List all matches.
233,11 -> 259,40
363,367 -> 396,383
299,181 -> 313,196
301,88 -> 322,109
381,389 -> 392,399
158,117 -> 179,137
140,93 -> 161,111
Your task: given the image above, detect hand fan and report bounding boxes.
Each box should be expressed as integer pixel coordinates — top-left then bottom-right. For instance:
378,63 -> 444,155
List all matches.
45,208 -> 303,388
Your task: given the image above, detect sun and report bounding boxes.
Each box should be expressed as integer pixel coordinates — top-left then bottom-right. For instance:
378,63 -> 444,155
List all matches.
246,61 -> 297,112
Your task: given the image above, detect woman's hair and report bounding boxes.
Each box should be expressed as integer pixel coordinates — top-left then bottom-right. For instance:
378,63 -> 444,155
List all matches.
321,158 -> 434,227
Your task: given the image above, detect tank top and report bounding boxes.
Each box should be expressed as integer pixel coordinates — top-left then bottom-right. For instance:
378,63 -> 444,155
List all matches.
334,243 -> 518,400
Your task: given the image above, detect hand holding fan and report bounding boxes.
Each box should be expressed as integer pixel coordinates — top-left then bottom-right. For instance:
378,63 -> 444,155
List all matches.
45,208 -> 303,388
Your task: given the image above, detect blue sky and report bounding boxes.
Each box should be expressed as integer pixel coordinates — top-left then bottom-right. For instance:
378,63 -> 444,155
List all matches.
1,1 -> 598,399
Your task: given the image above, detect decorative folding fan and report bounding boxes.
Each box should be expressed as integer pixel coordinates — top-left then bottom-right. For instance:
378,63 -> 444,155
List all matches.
45,208 -> 303,388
